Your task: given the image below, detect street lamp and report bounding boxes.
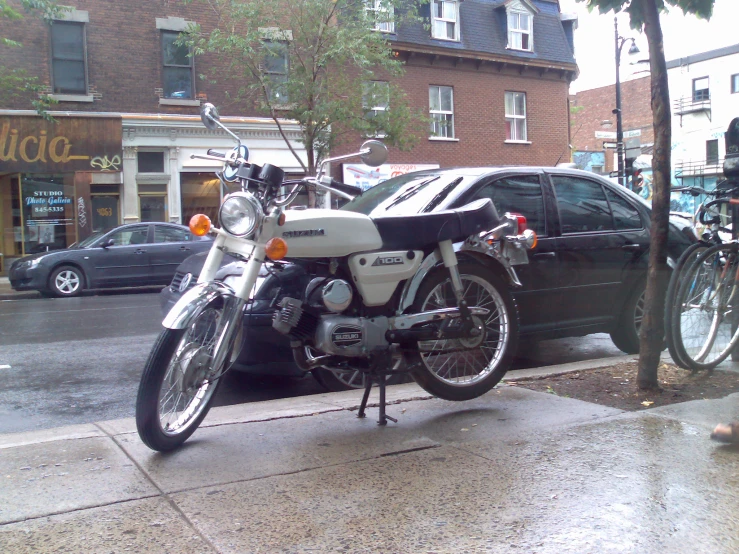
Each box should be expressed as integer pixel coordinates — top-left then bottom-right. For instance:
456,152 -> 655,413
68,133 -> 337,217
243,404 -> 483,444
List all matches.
614,16 -> 639,188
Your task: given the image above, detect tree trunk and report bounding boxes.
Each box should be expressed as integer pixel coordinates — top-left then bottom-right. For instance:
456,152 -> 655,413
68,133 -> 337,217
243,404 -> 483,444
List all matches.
637,0 -> 672,390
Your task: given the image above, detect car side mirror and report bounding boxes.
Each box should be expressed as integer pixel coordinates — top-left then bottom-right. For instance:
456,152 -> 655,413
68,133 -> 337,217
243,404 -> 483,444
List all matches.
100,238 -> 115,248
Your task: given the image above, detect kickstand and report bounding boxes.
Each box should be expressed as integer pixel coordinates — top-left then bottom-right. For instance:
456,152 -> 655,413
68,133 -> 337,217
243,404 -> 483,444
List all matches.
356,373 -> 397,426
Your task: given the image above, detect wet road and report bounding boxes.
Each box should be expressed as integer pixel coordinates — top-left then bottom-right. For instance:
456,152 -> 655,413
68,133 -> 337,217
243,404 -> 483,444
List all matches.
0,291 -> 624,434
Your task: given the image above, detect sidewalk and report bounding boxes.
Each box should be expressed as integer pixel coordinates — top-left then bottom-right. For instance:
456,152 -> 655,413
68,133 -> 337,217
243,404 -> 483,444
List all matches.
1,355 -> 738,553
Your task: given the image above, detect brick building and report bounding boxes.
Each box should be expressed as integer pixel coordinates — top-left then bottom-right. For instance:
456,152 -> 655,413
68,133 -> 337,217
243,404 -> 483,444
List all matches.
568,75 -> 653,180
0,0 -> 577,270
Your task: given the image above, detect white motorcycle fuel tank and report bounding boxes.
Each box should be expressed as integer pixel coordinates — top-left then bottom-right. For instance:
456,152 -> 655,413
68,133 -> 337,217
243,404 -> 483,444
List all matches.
280,209 -> 382,257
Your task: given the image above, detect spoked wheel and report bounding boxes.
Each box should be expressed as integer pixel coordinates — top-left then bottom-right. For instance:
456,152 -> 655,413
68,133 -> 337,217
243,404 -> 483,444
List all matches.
670,243 -> 739,370
311,351 -> 407,392
665,242 -> 710,367
136,303 -> 229,451
404,263 -> 518,401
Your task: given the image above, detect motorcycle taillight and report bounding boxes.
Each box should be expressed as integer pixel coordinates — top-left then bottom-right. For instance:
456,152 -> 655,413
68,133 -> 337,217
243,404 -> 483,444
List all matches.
510,213 -> 527,234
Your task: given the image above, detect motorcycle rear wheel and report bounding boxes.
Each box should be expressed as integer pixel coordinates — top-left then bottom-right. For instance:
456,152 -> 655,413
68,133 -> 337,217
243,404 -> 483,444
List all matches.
136,304 -> 226,452
404,264 -> 518,401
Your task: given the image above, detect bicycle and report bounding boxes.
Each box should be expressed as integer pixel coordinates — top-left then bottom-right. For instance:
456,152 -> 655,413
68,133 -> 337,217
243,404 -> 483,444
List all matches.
666,182 -> 739,370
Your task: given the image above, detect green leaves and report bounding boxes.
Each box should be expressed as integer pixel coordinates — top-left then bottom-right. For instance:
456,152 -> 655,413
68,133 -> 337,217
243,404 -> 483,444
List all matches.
579,0 -> 714,29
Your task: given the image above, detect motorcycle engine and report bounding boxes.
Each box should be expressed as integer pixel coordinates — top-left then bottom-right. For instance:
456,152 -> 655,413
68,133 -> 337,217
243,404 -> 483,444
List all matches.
272,297 -> 390,357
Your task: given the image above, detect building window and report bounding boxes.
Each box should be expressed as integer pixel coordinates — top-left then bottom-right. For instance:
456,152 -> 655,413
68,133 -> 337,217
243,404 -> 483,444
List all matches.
507,12 -> 532,51
263,40 -> 289,104
162,31 -> 193,99
693,77 -> 709,102
431,0 -> 459,41
363,81 -> 389,137
429,85 -> 454,138
366,0 -> 394,33
732,74 -> 739,94
707,139 -> 719,165
50,21 -> 87,94
138,152 -> 165,173
505,91 -> 527,142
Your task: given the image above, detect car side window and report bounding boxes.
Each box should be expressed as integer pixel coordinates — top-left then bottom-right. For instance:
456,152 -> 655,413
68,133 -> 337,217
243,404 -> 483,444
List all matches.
467,175 -> 546,235
106,226 -> 149,246
604,189 -> 643,230
551,176 -> 612,233
154,225 -> 191,243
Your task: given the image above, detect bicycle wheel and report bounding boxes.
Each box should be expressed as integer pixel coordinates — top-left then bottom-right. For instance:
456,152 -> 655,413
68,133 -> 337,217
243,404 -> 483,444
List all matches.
665,242 -> 710,368
670,242 -> 739,370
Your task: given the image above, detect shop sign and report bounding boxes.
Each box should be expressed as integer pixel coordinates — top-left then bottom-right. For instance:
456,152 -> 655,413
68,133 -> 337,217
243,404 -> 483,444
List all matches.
342,163 -> 440,191
0,115 -> 122,173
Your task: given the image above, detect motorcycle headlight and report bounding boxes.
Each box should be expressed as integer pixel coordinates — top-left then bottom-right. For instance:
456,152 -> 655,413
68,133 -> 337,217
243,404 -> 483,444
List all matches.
219,192 -> 263,238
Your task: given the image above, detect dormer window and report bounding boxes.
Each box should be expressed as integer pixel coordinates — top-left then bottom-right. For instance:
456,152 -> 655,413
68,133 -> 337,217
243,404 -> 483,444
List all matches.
366,0 -> 395,33
504,0 -> 537,52
508,12 -> 531,51
431,0 -> 460,41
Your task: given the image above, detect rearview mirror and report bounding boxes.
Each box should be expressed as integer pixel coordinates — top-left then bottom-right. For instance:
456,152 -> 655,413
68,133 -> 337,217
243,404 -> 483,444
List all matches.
200,103 -> 221,131
360,140 -> 388,167
100,238 -> 115,248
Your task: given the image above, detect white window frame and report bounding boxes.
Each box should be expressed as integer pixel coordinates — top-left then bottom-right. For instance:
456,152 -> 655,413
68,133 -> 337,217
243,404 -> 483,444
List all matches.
505,91 -> 528,142
431,0 -> 460,42
262,39 -> 290,105
429,85 -> 455,139
507,11 -> 533,52
365,0 -> 395,33
363,81 -> 389,138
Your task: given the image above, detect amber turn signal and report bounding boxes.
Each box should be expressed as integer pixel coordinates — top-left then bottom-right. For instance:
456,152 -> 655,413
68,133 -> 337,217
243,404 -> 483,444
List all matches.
265,237 -> 288,260
189,214 -> 212,236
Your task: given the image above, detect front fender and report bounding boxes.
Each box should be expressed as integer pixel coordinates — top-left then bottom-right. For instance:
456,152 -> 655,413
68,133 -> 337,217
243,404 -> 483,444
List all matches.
162,280 -> 237,329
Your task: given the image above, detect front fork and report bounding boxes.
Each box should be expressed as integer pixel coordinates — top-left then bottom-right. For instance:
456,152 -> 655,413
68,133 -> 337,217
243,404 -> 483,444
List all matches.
190,233 -> 268,379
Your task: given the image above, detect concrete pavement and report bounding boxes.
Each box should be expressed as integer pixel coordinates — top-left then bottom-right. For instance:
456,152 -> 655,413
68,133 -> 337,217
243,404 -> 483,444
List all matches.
0,276 -> 40,301
2,355 -> 739,553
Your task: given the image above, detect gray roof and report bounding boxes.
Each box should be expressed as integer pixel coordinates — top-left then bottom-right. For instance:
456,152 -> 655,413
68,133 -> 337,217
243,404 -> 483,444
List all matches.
393,0 -> 576,67
666,43 -> 739,69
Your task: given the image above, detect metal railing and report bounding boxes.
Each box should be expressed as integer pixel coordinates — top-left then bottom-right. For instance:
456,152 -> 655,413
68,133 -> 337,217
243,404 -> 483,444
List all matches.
673,96 -> 711,115
674,158 -> 724,177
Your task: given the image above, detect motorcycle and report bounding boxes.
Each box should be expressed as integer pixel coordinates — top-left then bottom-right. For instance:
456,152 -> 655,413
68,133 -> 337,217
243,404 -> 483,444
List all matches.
135,103 -> 538,452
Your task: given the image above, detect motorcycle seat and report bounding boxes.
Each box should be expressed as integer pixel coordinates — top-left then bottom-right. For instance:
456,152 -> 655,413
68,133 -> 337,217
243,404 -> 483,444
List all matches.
372,198 -> 500,251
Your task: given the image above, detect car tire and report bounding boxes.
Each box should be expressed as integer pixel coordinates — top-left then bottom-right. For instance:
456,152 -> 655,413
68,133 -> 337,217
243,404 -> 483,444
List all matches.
49,265 -> 85,297
610,282 -> 645,354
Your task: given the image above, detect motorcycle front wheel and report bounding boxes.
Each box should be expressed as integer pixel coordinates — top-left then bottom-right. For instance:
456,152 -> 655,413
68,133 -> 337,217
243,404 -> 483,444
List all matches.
404,263 -> 519,401
136,303 -> 227,451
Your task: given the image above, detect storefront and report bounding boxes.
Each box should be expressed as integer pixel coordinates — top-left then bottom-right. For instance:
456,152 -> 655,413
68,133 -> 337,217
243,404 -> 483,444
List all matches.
0,114 -> 122,273
121,114 -> 308,227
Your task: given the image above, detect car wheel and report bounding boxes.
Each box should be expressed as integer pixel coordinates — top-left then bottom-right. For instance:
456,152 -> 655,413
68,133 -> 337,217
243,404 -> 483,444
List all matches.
610,283 -> 645,354
49,265 -> 85,297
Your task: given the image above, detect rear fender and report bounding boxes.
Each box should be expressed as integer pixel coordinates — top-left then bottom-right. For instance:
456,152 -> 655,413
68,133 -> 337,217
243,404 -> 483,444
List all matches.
398,247 -> 519,313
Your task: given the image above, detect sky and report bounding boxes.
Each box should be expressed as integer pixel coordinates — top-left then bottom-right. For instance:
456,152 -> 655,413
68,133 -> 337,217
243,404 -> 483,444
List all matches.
559,0 -> 739,93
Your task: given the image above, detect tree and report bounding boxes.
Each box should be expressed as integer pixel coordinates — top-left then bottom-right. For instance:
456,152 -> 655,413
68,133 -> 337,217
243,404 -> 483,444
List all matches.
580,0 -> 714,389
184,0 -> 425,206
1,0 -> 68,117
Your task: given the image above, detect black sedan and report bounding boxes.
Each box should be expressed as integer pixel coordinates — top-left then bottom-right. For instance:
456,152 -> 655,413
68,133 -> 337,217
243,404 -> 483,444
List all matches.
161,166 -> 697,389
9,222 -> 212,297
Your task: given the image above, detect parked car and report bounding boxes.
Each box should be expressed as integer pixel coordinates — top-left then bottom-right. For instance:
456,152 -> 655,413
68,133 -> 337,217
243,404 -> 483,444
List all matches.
161,166 -> 697,389
9,222 -> 213,297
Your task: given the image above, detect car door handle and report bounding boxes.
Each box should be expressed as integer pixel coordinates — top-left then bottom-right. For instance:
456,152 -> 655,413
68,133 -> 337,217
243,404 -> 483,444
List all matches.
533,252 -> 556,258
134,249 -> 146,254
622,244 -> 643,251
179,246 -> 190,251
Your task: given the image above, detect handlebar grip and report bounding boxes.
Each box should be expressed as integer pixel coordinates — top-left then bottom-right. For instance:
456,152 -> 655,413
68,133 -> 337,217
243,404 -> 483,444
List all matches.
207,149 -> 226,158
329,178 -> 363,197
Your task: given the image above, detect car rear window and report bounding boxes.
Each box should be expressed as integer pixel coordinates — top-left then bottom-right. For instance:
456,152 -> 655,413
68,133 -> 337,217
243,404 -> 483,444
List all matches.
466,175 -> 546,236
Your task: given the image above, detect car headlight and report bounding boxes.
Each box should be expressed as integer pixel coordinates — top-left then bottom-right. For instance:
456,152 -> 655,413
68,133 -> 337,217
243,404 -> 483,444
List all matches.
219,192 -> 263,238
23,258 -> 42,269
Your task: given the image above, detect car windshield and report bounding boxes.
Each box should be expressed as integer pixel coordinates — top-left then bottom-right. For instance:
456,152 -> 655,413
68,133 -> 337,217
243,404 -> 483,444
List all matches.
74,230 -> 108,249
341,171 -> 470,216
